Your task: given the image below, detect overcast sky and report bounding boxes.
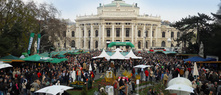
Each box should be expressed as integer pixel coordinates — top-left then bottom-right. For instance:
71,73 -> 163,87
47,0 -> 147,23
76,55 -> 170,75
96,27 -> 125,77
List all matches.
22,0 -> 220,23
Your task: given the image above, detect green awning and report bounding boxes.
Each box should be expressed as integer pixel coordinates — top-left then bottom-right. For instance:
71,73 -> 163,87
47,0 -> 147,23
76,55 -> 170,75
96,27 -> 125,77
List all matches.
57,54 -> 66,58
50,58 -> 68,64
40,52 -> 49,57
108,42 -> 134,48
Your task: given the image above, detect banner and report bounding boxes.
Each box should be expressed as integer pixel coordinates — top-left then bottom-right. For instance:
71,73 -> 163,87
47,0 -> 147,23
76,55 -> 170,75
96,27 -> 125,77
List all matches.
37,34 -> 41,53
27,33 -> 35,54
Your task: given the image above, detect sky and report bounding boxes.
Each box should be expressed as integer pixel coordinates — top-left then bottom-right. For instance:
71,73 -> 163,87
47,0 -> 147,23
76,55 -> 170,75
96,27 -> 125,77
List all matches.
22,0 -> 220,23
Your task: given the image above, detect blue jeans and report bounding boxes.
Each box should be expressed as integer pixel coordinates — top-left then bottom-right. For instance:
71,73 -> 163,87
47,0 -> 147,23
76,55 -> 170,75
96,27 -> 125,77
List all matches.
78,76 -> 81,81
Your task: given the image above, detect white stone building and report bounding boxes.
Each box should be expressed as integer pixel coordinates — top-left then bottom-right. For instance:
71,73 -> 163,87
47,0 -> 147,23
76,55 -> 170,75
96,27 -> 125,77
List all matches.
66,0 -> 181,50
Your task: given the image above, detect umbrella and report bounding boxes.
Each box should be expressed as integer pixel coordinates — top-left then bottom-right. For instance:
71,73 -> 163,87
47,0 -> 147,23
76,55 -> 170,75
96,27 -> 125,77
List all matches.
0,61 -> 13,69
134,65 -> 151,69
166,84 -> 194,93
167,76 -> 192,87
193,62 -> 199,76
35,85 -> 73,95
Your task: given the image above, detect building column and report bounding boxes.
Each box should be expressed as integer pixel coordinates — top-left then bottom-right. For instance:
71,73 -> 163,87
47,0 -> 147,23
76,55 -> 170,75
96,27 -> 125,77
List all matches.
77,25 -> 81,49
84,25 -> 87,49
150,24 -> 153,47
122,25 -> 124,42
132,24 -> 134,44
135,25 -> 138,48
143,25 -> 146,49
155,26 -> 158,47
112,24 -> 115,42
102,24 -> 105,49
90,25 -> 93,50
98,25 -> 101,50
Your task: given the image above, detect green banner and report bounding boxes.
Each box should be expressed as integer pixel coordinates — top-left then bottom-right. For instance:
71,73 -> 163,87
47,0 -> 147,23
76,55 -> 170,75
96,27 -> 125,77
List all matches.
37,34 -> 41,53
27,33 -> 35,54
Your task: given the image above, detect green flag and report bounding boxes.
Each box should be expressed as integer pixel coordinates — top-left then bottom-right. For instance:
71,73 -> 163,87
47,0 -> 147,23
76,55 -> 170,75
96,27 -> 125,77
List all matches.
27,33 -> 35,54
37,34 -> 41,53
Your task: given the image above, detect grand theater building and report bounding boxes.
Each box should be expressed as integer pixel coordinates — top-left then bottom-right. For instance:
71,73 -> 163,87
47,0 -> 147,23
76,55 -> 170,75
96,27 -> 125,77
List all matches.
66,0 -> 180,50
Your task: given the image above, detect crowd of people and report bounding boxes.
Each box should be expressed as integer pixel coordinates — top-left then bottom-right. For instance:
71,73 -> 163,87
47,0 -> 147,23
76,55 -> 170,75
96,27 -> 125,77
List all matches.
0,50 -> 220,95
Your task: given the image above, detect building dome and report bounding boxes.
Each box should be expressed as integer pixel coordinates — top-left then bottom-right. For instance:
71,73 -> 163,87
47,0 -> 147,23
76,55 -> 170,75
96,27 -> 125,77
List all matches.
102,0 -> 135,7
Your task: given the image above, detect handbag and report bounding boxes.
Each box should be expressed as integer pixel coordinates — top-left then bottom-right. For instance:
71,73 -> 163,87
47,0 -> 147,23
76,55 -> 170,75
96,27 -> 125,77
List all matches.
30,87 -> 35,91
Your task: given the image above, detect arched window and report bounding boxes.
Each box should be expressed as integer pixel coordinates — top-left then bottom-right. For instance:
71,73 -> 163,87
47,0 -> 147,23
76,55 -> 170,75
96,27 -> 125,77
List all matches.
116,28 -> 120,37
138,41 -> 141,49
171,32 -> 174,38
145,31 -> 148,37
146,41 -> 148,48
152,31 -> 154,37
126,28 -> 130,37
106,28 -> 110,37
138,30 -> 141,37
88,41 -> 90,49
95,41 -> 98,48
88,30 -> 91,37
82,30 -> 84,37
72,31 -> 75,37
152,40 -> 155,47
71,40 -> 75,47
95,30 -> 98,37
162,32 -> 165,38
177,32 -> 180,38
161,41 -> 166,47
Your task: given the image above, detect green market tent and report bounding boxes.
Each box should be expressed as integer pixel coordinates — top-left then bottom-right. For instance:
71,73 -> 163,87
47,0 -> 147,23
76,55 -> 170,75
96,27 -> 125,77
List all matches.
40,52 -> 49,57
57,54 -> 66,58
50,58 -> 68,64
23,54 -> 52,62
0,55 -> 19,59
23,54 -> 42,61
108,42 -> 134,48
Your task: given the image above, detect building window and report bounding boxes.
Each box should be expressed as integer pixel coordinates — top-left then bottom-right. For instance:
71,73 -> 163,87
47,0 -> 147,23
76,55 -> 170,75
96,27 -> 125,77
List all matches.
161,41 -> 166,47
138,30 -> 141,37
162,32 -> 165,38
171,32 -> 174,38
88,41 -> 90,49
72,31 -> 75,37
126,28 -> 130,37
88,30 -> 91,37
138,41 -> 141,49
64,43 -> 66,48
107,28 -> 110,37
82,41 -> 84,48
71,40 -> 75,47
152,41 -> 155,47
95,41 -> 98,49
95,30 -> 98,37
145,31 -> 148,37
146,41 -> 148,48
152,31 -> 154,37
82,30 -> 84,37
177,32 -> 180,38
116,28 -> 120,37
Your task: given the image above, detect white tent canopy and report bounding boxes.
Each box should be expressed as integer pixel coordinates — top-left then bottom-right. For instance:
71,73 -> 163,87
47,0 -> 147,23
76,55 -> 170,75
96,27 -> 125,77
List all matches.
134,65 -> 151,69
92,49 -> 110,59
110,50 -> 128,60
0,61 -> 13,69
35,85 -> 73,95
167,76 -> 192,87
113,48 -> 123,52
166,84 -> 194,93
125,50 -> 142,59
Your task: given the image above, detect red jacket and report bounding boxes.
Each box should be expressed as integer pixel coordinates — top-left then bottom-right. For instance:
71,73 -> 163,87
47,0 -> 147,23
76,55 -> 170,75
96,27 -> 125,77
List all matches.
145,70 -> 149,76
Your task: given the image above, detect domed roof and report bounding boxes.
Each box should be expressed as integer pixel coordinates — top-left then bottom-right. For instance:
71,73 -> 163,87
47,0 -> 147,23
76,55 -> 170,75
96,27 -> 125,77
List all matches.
103,0 -> 133,7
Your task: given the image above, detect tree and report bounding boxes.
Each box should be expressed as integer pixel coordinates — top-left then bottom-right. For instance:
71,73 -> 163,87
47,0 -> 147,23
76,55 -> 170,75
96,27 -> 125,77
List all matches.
171,13 -> 213,53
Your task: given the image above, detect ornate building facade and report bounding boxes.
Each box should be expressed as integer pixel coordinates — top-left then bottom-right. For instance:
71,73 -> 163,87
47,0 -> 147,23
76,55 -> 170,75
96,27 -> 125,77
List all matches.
66,0 -> 180,50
